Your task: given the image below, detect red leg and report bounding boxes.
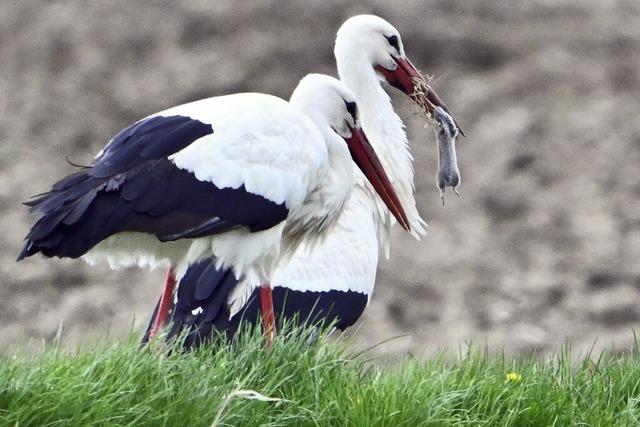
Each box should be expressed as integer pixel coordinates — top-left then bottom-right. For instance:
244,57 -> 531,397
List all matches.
148,267 -> 176,340
260,283 -> 276,347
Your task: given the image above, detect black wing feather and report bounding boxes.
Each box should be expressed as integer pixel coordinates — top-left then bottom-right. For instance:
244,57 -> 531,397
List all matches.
92,115 -> 208,178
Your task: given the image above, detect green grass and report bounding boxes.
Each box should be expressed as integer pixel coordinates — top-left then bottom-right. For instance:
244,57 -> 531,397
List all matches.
1,327 -> 640,426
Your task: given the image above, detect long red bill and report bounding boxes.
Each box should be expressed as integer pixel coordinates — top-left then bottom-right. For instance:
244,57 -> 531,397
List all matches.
345,127 -> 410,231
375,56 -> 465,136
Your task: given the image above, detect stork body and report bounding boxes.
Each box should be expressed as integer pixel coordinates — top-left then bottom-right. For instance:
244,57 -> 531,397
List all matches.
146,15 -> 463,345
20,74 -> 406,343
20,94 -> 325,273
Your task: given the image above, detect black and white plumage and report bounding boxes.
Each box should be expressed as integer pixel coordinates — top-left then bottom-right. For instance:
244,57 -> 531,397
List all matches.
141,257 -> 368,347
19,115 -> 288,260
20,72 -> 408,341
145,15 -> 462,346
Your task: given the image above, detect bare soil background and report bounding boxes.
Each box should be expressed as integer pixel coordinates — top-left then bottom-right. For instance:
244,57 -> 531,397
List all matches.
2,0 -> 640,357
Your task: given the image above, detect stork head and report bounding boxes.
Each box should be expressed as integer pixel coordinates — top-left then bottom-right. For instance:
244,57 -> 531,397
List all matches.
290,74 -> 410,231
335,15 -> 407,84
335,15 -> 463,134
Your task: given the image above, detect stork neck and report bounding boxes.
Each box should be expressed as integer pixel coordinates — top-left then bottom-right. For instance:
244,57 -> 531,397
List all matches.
338,59 -> 424,239
283,124 -> 353,256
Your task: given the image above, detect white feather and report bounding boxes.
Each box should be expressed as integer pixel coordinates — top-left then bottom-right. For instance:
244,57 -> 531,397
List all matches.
272,188 -> 379,297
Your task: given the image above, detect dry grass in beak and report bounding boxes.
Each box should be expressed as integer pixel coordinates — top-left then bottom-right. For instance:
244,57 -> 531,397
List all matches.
409,75 -> 438,124
410,74 -> 465,137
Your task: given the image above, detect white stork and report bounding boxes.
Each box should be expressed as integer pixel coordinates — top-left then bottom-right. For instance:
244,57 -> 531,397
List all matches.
146,15 -> 462,348
18,73 -> 409,344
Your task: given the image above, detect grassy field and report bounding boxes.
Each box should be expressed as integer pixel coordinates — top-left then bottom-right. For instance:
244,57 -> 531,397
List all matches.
1,328 -> 640,426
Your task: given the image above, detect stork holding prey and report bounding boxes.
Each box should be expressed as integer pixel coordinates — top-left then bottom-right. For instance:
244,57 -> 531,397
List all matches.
146,15 -> 463,347
18,74 -> 409,345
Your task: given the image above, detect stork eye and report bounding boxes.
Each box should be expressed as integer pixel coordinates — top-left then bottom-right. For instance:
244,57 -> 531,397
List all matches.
385,34 -> 400,51
344,100 -> 357,122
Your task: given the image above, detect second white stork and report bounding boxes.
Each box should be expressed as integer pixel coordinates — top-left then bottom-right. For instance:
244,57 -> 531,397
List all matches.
144,15 -> 463,348
18,73 -> 408,343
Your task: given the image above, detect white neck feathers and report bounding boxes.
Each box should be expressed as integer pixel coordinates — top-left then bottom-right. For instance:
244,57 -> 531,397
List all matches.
337,56 -> 427,242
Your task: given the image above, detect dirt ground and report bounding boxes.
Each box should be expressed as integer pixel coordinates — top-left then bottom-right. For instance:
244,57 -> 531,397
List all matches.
2,0 -> 640,357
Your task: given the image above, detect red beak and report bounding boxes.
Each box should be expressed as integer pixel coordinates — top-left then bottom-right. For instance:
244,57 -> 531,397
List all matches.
375,56 -> 465,136
345,126 -> 410,231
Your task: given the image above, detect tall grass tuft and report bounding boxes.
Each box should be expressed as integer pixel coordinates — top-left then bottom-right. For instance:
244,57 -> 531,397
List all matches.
1,325 -> 640,426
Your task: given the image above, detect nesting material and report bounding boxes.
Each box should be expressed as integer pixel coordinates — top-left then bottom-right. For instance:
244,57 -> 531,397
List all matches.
409,75 -> 438,124
410,75 -> 465,138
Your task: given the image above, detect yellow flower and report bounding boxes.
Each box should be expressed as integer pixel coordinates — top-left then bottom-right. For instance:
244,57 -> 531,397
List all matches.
506,372 -> 522,382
